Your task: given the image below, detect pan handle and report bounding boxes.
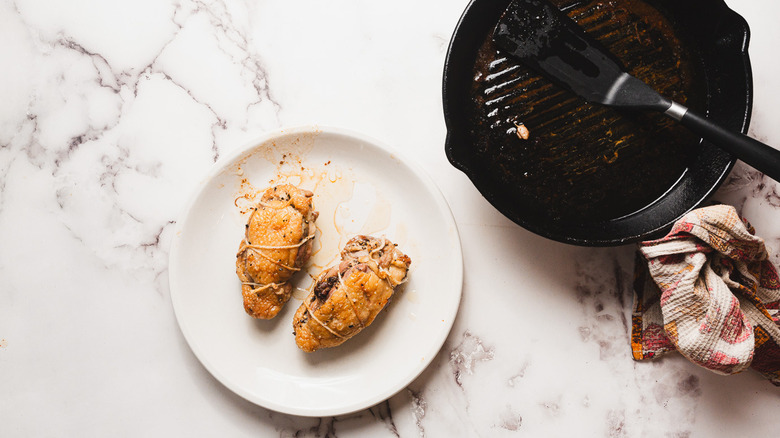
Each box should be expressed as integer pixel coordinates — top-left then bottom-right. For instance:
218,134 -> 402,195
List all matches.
665,105 -> 780,182
444,132 -> 474,174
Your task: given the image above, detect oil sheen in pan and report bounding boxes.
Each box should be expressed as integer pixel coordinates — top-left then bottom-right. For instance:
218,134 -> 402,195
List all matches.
467,0 -> 708,222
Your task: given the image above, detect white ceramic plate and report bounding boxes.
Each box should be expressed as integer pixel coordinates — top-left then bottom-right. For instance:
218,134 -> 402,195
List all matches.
169,126 -> 463,416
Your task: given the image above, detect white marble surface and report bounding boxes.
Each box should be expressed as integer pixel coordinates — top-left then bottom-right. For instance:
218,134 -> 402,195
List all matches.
1,0 -> 779,436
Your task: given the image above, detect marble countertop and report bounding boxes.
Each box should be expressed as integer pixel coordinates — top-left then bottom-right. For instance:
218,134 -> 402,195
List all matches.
2,0 -> 779,436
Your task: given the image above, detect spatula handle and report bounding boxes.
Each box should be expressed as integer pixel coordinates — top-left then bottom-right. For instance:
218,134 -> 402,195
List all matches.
673,109 -> 780,182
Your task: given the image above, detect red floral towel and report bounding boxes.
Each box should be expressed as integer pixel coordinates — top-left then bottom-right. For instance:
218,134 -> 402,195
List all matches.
632,204 -> 780,385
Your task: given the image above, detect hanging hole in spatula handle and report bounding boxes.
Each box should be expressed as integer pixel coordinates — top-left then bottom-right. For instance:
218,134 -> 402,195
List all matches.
677,110 -> 780,182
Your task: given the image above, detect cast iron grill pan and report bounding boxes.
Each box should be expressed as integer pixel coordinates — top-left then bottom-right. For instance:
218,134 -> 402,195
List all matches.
443,0 -> 752,245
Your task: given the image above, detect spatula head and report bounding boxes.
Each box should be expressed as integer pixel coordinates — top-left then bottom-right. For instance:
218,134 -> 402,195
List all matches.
493,0 -> 669,111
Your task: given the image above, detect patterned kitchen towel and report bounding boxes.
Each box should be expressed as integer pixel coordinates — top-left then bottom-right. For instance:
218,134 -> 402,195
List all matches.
631,204 -> 780,385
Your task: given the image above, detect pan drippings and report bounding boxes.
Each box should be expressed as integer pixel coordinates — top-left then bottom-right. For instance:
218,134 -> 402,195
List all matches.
468,0 -> 706,222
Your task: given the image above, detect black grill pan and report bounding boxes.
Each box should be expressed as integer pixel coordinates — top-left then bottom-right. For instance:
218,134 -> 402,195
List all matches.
443,0 -> 752,246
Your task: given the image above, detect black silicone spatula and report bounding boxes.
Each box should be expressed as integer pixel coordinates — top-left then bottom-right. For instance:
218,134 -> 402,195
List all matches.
493,0 -> 780,182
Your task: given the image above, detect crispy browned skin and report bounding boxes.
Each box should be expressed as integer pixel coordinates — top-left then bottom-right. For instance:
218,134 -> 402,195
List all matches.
293,235 -> 411,352
236,184 -> 318,319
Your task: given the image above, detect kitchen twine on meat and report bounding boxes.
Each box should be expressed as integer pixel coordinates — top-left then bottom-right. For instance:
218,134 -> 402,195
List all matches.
239,195 -> 316,293
300,237 -> 408,335
631,204 -> 780,385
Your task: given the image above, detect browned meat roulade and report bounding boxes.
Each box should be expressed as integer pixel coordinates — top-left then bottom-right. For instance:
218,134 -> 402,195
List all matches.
293,235 -> 411,352
236,184 -> 318,319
